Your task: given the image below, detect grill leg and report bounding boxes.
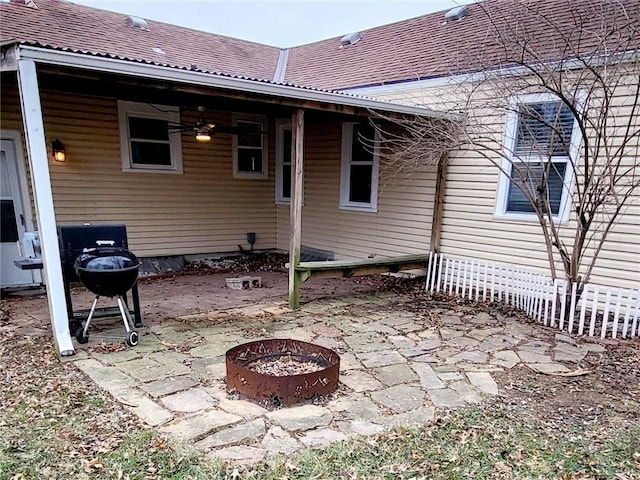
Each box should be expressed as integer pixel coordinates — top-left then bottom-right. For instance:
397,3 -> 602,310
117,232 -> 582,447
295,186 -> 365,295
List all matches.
82,296 -> 100,338
116,296 -> 133,334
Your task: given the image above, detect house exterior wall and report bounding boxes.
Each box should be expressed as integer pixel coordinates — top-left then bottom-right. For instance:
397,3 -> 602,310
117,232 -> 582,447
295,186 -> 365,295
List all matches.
275,118 -> 437,260
1,84 -> 277,257
350,77 -> 640,290
2,82 -> 437,262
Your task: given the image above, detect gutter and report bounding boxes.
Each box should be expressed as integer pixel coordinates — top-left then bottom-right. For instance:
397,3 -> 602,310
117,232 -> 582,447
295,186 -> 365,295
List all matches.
16,45 -> 459,121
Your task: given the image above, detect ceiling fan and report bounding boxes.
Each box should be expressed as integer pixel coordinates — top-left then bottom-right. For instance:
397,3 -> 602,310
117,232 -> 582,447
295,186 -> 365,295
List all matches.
168,106 -> 267,142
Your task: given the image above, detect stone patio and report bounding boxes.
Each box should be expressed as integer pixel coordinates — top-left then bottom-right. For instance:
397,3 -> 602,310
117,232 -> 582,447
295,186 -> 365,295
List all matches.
67,292 -> 602,465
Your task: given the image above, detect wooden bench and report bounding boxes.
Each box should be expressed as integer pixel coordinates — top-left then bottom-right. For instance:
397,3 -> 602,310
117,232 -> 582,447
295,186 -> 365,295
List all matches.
294,253 -> 431,283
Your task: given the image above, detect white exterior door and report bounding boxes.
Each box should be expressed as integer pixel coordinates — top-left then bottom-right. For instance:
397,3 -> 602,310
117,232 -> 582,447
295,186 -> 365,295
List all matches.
1,138 -> 36,287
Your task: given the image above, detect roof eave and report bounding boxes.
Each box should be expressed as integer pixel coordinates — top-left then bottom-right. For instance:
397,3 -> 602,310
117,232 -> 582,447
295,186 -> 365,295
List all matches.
15,45 -> 457,121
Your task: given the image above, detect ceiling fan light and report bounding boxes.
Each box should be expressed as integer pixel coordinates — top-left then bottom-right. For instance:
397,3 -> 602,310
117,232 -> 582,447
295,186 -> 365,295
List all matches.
195,127 -> 211,142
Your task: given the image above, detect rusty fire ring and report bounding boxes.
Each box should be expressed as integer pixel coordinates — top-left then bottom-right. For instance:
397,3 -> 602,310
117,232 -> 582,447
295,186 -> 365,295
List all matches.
226,338 -> 341,406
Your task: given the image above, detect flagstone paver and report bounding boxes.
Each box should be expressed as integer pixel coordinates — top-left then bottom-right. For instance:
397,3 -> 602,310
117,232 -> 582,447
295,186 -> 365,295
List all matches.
527,363 -> 572,374
370,385 -> 425,413
466,372 -> 499,395
261,426 -> 301,454
449,381 -> 483,404
140,375 -> 199,398
336,420 -> 386,436
412,363 -> 446,389
490,350 -> 521,369
517,350 -> 553,363
357,349 -> 407,368
340,369 -> 384,392
110,387 -> 173,426
427,388 -> 466,408
299,428 -> 348,447
217,399 -> 268,419
160,388 -> 216,412
196,419 -> 266,449
266,405 -> 332,432
372,363 -> 419,386
159,409 -> 242,441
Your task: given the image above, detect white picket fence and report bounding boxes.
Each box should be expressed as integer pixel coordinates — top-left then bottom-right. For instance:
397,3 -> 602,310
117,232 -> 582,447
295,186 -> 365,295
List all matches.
424,252 -> 640,340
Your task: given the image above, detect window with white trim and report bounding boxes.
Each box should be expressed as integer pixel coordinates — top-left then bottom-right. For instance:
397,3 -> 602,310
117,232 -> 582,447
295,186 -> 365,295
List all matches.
118,101 -> 183,173
232,114 -> 267,178
496,94 -> 580,221
275,119 -> 292,203
340,122 -> 379,212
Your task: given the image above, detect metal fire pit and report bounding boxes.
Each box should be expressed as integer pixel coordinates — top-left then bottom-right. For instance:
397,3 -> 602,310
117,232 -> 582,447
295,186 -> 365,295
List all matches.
226,339 -> 340,405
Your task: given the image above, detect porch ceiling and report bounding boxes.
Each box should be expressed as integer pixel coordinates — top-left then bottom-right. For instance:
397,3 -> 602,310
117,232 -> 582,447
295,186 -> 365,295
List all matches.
10,44 -> 457,121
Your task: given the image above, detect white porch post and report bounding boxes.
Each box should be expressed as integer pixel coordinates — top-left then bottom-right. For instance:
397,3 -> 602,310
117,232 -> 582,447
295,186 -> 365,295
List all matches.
288,109 -> 304,308
17,58 -> 75,356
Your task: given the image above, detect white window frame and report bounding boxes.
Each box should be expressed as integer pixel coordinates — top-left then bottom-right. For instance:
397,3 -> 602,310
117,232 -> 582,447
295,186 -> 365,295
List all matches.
232,113 -> 268,179
340,121 -> 379,212
118,100 -> 183,174
495,92 -> 583,223
275,119 -> 292,203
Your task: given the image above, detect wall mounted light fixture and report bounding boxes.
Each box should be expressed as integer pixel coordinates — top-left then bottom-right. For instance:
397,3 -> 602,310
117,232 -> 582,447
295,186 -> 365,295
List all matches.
52,139 -> 66,162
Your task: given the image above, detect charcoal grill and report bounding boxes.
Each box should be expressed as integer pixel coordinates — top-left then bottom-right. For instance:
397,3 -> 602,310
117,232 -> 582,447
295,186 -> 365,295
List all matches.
74,244 -> 141,346
58,224 -> 142,331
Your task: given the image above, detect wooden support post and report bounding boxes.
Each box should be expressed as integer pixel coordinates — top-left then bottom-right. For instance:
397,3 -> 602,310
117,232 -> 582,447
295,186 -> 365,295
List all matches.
430,153 -> 448,253
17,59 -> 75,357
288,109 -> 304,308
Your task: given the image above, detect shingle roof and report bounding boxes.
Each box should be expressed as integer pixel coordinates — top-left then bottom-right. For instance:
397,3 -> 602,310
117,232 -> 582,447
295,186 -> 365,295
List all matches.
2,0 -> 638,93
285,0 -> 640,90
0,0 -> 280,82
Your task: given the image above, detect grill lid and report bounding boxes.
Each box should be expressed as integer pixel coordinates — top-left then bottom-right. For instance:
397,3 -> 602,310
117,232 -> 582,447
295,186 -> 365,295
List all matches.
75,247 -> 139,272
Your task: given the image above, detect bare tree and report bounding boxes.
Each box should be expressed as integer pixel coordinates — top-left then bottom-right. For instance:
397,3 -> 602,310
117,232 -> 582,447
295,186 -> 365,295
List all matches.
371,0 -> 640,294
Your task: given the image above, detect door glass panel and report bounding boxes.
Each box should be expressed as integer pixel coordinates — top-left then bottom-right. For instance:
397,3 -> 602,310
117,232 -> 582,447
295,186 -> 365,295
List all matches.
1,199 -> 18,242
1,152 -> 12,197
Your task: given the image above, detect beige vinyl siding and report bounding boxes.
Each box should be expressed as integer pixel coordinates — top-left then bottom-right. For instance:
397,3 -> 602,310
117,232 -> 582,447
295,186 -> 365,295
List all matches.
356,78 -> 640,290
276,119 -> 437,259
1,84 -> 277,257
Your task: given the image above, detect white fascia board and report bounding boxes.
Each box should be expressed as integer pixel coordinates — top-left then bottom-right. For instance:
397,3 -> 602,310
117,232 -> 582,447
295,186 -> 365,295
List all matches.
346,50 -> 640,96
17,45 -> 457,121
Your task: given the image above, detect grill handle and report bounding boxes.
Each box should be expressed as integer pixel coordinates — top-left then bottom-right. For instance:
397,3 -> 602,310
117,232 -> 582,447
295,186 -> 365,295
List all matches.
96,240 -> 115,246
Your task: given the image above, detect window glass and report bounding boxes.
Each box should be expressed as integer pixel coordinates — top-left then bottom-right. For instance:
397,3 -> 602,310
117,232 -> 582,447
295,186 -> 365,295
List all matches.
0,199 -> 18,243
237,148 -> 263,173
507,162 -> 567,215
351,123 -> 375,163
281,128 -> 292,199
130,142 -> 172,166
129,117 -> 169,141
237,121 -> 262,148
349,164 -> 373,203
515,102 -> 574,157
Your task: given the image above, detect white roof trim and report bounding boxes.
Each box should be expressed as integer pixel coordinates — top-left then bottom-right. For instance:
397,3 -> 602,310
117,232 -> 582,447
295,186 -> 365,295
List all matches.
16,45 -> 457,120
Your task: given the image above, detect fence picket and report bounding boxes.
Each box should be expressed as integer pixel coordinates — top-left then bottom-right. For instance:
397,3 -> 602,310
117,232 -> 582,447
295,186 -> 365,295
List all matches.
621,291 -> 633,339
549,278 -> 558,327
436,254 -> 444,293
568,282 -> 578,333
589,286 -> 600,337
429,253 -> 438,292
482,261 -> 488,302
559,280 -> 567,330
632,294 -> 640,337
578,284 -> 589,335
543,282 -> 550,326
490,263 -> 496,302
611,289 -> 623,339
550,279 -> 558,328
600,289 -> 613,339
